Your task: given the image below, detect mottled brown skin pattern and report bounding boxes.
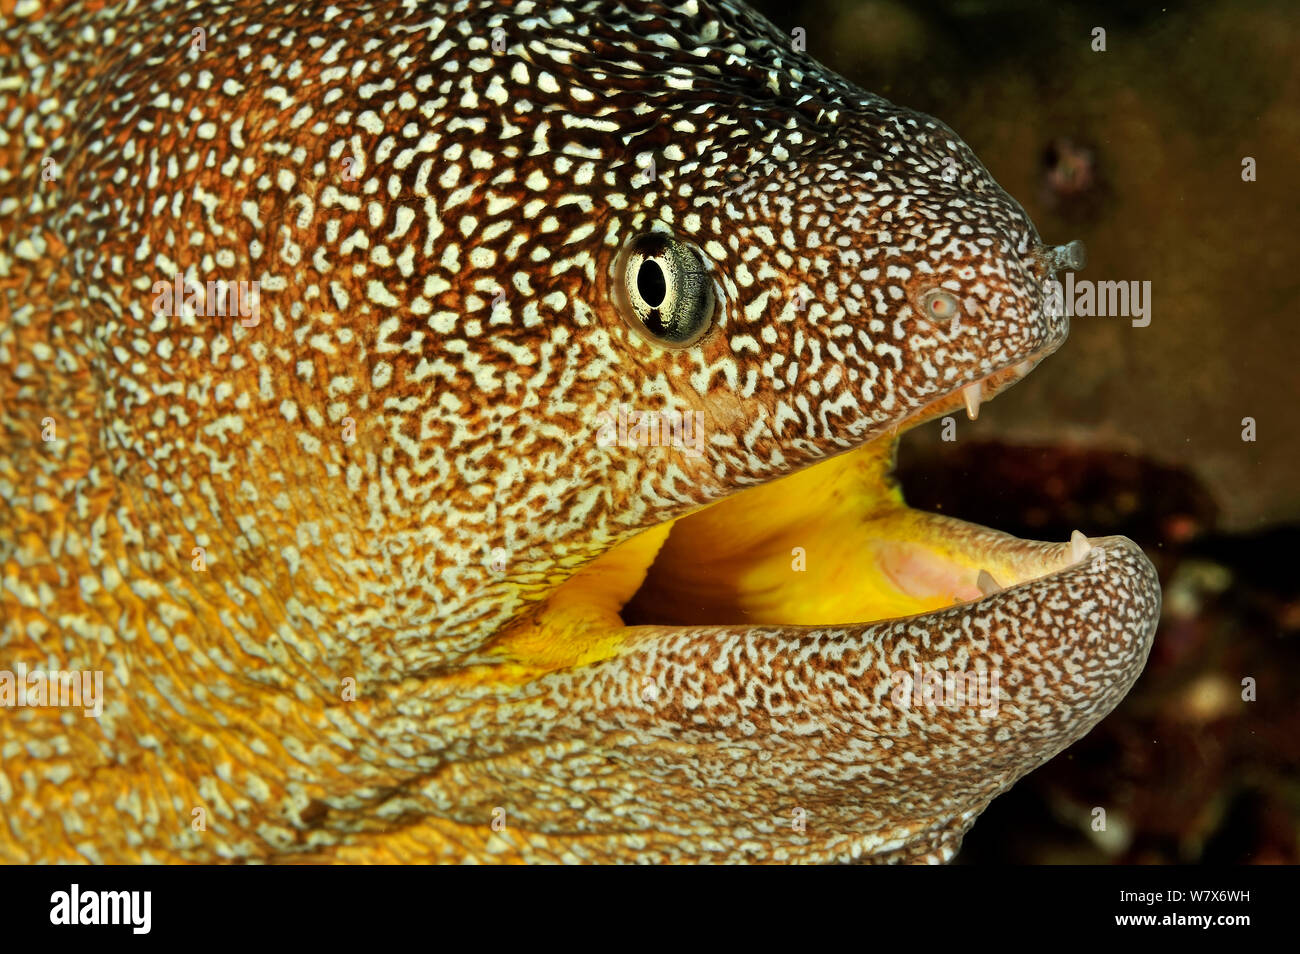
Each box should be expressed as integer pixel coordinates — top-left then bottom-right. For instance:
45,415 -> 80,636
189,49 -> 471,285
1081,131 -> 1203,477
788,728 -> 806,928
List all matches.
0,0 -> 1158,862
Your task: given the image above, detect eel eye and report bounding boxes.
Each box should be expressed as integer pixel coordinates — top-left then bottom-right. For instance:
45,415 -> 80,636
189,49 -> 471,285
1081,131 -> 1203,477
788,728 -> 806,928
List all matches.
615,233 -> 715,347
919,288 -> 961,323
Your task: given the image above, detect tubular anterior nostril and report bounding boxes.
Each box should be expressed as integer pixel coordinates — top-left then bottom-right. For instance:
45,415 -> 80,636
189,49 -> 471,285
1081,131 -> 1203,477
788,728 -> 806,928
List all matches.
1047,239 -> 1087,272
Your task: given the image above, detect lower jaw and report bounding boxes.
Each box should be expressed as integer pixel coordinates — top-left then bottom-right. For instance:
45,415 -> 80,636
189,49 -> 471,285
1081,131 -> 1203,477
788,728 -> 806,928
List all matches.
471,416 -> 1160,864
472,453 -> 1158,861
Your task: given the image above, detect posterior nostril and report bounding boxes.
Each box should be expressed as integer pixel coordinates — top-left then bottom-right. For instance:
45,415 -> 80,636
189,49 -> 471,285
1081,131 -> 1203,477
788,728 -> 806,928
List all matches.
919,288 -> 960,322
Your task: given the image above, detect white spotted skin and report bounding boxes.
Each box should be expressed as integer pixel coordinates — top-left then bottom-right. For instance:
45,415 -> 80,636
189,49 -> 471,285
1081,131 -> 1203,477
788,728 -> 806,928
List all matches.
0,0 -> 1154,863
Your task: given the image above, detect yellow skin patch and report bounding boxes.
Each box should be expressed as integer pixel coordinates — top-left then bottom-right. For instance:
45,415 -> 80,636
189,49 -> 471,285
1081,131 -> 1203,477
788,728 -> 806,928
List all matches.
490,521 -> 677,671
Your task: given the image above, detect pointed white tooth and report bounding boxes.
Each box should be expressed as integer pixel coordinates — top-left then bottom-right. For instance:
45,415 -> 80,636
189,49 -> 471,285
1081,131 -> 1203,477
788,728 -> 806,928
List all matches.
1070,529 -> 1093,562
962,382 -> 982,421
976,569 -> 1003,597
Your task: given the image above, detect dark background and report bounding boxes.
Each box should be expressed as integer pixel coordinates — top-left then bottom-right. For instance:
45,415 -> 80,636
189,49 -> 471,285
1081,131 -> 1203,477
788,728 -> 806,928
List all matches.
747,0 -> 1299,863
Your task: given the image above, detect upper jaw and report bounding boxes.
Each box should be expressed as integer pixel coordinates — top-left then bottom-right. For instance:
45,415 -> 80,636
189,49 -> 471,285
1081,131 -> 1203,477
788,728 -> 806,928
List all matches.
893,345 -> 1052,433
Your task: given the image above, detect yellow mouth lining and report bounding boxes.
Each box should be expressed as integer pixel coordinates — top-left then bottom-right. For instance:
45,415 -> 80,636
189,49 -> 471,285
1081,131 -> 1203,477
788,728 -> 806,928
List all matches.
490,428 -> 1073,672
625,437 -> 999,628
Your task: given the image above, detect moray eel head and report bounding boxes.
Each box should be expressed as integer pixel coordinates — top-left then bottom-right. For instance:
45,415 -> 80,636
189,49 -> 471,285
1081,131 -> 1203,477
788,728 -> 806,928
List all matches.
1,0 -> 1159,864
468,7 -> 1159,864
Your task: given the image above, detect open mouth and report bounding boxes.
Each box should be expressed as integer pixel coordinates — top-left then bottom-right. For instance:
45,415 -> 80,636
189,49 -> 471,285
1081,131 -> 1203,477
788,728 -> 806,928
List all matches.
460,331 -> 1157,864
490,351 -> 1107,669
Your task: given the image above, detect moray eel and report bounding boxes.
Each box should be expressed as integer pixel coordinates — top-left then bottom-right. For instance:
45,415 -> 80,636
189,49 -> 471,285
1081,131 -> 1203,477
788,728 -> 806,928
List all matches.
0,0 -> 1159,863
